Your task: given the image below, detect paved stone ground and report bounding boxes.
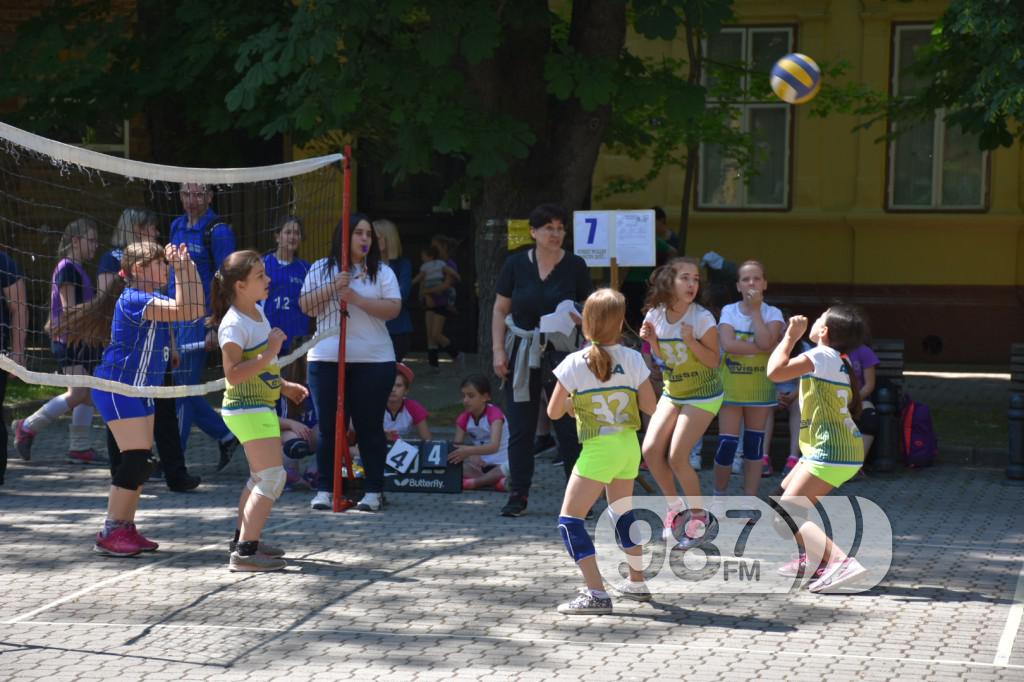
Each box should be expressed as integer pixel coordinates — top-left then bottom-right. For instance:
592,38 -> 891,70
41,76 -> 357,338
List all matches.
2,404 -> 1022,681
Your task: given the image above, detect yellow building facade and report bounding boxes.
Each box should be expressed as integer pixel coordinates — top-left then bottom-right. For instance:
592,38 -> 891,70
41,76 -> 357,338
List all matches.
593,0 -> 1023,364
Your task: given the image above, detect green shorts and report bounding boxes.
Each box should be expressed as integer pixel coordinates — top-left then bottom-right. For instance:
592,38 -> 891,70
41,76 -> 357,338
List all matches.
800,459 -> 861,488
223,408 -> 281,444
660,392 -> 724,416
573,428 -> 641,484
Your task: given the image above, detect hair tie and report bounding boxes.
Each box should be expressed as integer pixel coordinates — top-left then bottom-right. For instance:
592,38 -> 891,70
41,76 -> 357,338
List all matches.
589,339 -> 601,347
118,269 -> 126,280
214,270 -> 223,281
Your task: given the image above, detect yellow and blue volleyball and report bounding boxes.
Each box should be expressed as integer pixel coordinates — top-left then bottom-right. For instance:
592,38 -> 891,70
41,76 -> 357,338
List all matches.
770,53 -> 822,105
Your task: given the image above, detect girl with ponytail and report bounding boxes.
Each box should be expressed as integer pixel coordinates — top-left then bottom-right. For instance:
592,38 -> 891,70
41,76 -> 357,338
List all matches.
767,303 -> 868,593
545,288 -> 658,615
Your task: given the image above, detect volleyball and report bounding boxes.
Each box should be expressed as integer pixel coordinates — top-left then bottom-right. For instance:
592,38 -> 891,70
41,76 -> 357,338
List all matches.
770,53 -> 822,105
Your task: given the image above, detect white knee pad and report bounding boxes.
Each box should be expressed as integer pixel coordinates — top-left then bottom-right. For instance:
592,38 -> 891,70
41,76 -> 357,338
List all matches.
250,466 -> 286,501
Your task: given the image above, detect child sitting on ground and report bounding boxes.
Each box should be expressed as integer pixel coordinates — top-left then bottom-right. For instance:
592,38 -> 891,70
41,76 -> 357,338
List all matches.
281,390 -> 319,490
384,362 -> 432,441
449,374 -> 509,491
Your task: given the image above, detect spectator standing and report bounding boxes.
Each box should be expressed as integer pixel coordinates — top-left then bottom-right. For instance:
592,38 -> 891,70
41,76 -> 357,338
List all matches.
373,219 -> 413,363
0,249 -> 26,485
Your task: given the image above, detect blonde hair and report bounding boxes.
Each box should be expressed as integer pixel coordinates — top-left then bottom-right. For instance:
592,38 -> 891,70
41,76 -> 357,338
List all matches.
582,288 -> 626,382
112,208 -> 158,248
373,219 -> 402,260
57,218 -> 97,259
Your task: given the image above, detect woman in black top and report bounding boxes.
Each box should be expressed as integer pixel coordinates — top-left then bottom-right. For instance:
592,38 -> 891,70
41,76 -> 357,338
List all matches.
491,203 -> 592,517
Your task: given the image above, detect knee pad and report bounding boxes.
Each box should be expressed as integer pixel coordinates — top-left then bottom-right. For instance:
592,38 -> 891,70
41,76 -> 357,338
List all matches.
111,449 -> 155,489
613,510 -> 639,550
857,408 -> 879,437
742,429 -> 765,461
250,466 -> 286,501
558,515 -> 595,563
714,435 -> 739,466
283,438 -> 311,460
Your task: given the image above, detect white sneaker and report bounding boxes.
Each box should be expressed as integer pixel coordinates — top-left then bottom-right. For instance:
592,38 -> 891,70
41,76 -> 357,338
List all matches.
356,492 -> 382,512
310,491 -> 332,510
689,452 -> 702,471
731,455 -> 743,475
808,557 -> 867,593
610,579 -> 652,602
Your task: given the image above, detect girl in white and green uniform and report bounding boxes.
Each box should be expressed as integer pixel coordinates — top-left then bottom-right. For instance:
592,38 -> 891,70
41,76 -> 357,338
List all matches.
766,304 -> 868,593
212,250 -> 310,573
716,260 -> 784,497
548,288 -> 657,616
638,257 -> 722,550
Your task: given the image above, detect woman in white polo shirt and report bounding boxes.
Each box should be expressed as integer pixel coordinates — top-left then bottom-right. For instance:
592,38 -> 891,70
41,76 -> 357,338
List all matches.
300,214 -> 401,512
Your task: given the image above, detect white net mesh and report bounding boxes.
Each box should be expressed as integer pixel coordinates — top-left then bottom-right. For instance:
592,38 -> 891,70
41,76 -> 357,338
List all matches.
0,121 -> 345,397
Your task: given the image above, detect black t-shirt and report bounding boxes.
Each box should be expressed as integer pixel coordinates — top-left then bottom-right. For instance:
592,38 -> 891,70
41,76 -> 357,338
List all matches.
0,250 -> 25,351
496,249 -> 593,330
55,262 -> 85,304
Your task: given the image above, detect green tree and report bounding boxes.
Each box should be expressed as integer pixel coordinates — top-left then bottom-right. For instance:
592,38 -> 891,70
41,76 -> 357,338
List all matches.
2,0 -> 753,353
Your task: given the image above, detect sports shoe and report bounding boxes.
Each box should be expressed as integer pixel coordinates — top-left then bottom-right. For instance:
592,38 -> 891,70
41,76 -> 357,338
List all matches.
494,477 -> 507,493
673,511 -> 719,551
662,504 -> 683,541
776,553 -> 828,579
731,454 -> 743,474
68,448 -> 102,465
808,557 -> 867,593
689,452 -> 702,471
12,419 -> 34,461
93,527 -> 143,557
229,539 -> 285,558
610,579 -> 652,602
761,455 -> 774,478
228,551 -> 286,572
782,456 -> 799,476
355,492 -> 382,512
557,588 -> 613,615
310,490 -> 332,510
127,524 -> 159,552
462,477 -> 478,490
217,436 -> 240,471
166,472 -> 201,492
500,492 -> 528,517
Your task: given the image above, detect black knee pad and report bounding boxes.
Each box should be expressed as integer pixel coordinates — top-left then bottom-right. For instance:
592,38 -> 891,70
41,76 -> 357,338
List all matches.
856,408 -> 879,437
112,449 -> 155,489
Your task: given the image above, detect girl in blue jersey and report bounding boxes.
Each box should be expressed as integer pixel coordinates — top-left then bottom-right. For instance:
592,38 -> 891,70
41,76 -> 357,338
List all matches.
548,289 -> 658,615
767,304 -> 868,593
59,241 -> 205,556
211,250 -> 309,572
263,216 -> 311,355
638,257 -> 721,551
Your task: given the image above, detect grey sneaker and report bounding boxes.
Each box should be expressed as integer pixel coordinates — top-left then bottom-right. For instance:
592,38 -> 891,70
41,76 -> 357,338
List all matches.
12,419 -> 34,461
228,551 -> 286,572
610,579 -> 652,602
557,589 -> 613,615
228,540 -> 285,558
808,557 -> 867,593
672,511 -> 719,551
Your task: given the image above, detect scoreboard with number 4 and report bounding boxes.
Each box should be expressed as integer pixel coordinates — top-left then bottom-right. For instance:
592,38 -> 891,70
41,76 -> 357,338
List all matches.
383,440 -> 463,494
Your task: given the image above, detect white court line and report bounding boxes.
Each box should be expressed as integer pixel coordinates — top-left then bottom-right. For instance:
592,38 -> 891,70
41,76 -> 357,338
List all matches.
2,516 -> 308,625
7,619 -> 1024,672
994,557 -> 1024,666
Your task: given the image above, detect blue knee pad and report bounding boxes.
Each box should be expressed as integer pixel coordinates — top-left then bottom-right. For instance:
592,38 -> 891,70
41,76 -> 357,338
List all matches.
743,429 -> 765,461
613,510 -> 639,550
558,515 -> 595,563
714,435 -> 739,466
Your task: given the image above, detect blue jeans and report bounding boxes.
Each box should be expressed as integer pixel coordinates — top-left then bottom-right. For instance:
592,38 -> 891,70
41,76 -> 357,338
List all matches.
309,360 -> 394,494
173,321 -> 229,448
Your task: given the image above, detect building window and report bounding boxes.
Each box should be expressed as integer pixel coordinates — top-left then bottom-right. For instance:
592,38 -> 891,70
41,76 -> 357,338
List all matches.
78,119 -> 130,158
699,27 -> 792,210
889,25 -> 986,210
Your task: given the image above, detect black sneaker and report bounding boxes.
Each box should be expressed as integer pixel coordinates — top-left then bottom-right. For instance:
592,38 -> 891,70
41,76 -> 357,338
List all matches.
217,436 -> 240,471
533,434 -> 556,455
166,472 -> 201,492
500,492 -> 528,517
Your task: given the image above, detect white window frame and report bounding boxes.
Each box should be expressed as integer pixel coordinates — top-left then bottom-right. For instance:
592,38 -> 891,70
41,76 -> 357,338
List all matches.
888,24 -> 987,211
698,26 -> 793,210
78,118 -> 130,159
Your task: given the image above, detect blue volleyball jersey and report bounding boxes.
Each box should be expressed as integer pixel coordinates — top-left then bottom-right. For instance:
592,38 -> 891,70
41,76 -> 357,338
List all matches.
263,253 -> 311,342
95,288 -> 172,387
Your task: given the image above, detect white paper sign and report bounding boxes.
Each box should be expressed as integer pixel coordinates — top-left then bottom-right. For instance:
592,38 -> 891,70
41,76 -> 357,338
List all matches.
385,439 -> 419,474
614,210 -> 656,267
539,299 -> 579,336
573,211 -> 611,266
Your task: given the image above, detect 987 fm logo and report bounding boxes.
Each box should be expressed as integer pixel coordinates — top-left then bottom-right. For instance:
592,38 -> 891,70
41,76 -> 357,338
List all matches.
593,496 -> 892,594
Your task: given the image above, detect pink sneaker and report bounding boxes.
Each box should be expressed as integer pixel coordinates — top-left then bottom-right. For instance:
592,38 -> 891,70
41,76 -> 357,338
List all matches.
69,448 -> 101,465
782,456 -> 799,475
494,477 -> 507,493
93,527 -> 143,557
462,477 -> 478,490
777,553 -> 828,579
127,524 -> 159,552
761,455 -> 774,477
12,419 -> 35,461
662,505 -> 683,541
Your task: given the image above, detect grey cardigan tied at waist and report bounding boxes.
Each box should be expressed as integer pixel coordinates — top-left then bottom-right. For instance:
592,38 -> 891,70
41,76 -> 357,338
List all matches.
504,315 -> 543,403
